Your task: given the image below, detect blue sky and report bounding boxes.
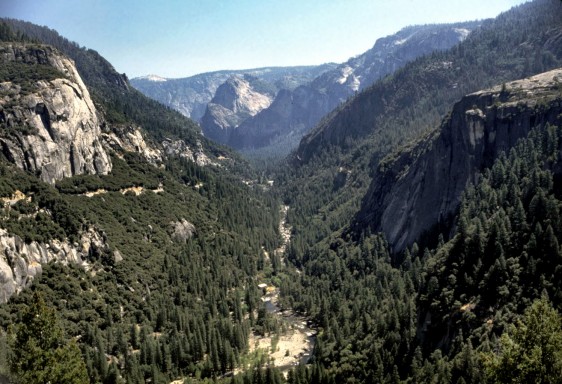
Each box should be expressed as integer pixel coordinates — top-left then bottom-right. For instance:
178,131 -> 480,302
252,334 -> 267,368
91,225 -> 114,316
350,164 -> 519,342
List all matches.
0,0 -> 529,78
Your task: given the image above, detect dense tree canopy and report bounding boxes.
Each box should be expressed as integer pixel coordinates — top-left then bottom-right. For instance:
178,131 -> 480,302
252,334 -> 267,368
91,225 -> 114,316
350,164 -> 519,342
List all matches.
8,293 -> 89,384
482,297 -> 562,383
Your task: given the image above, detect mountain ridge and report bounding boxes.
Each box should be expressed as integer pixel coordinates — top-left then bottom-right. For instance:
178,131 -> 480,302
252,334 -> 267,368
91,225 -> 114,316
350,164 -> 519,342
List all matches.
131,64 -> 337,121
295,0 -> 562,165
230,21 -> 480,153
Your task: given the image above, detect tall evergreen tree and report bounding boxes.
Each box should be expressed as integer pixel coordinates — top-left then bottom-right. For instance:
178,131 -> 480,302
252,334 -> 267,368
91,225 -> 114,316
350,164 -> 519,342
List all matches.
8,292 -> 89,384
482,297 -> 562,383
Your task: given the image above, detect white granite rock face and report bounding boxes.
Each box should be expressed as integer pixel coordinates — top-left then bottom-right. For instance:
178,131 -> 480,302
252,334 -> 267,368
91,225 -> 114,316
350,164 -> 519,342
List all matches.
0,44 -> 112,184
103,124 -> 163,164
0,227 -> 107,304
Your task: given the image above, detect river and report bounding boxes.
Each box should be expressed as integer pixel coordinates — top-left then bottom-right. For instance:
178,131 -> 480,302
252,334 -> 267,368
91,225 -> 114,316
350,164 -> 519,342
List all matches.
249,205 -> 316,373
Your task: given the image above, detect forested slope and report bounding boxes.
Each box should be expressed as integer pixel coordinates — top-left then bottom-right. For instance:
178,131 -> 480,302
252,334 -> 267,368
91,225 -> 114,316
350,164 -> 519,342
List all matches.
273,0 -> 562,382
282,0 -> 562,261
296,0 -> 562,164
0,21 -> 286,384
1,1 -> 562,383
278,68 -> 562,384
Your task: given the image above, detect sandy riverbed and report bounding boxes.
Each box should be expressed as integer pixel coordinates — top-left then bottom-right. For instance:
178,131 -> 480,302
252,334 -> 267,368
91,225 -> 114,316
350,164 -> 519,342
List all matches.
249,324 -> 312,369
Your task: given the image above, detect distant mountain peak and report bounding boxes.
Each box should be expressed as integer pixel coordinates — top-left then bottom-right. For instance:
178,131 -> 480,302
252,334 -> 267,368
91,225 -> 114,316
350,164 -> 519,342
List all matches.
200,74 -> 274,144
137,74 -> 167,82
131,65 -> 337,121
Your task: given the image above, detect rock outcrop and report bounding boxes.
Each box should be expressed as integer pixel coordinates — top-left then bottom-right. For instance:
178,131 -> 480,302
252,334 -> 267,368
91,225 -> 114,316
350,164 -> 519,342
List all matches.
101,123 -> 220,167
0,226 -> 108,303
161,138 -> 216,167
200,75 -> 274,145
0,43 -> 112,184
353,68 -> 562,253
102,124 -> 163,164
170,219 -> 196,243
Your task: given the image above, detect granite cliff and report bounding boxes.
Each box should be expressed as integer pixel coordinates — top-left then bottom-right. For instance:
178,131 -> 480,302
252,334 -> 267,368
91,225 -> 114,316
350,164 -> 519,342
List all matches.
353,68 -> 562,253
0,43 -> 112,184
200,75 -> 274,144
0,19 -> 223,169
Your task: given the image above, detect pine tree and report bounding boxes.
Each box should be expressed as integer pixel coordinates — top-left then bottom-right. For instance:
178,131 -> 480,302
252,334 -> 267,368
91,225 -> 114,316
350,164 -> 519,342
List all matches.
482,297 -> 562,383
8,292 -> 89,384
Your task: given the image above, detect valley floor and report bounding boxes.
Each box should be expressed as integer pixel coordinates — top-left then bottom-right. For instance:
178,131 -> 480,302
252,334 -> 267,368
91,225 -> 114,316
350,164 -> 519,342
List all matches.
240,204 -> 316,377
249,289 -> 316,374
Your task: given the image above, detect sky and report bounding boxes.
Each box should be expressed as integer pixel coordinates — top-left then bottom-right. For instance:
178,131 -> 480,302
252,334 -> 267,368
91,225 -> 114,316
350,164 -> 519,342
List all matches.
0,0 -> 529,79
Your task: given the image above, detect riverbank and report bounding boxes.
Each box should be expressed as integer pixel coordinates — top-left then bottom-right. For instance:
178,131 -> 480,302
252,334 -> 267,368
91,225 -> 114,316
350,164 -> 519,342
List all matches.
248,289 -> 316,373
